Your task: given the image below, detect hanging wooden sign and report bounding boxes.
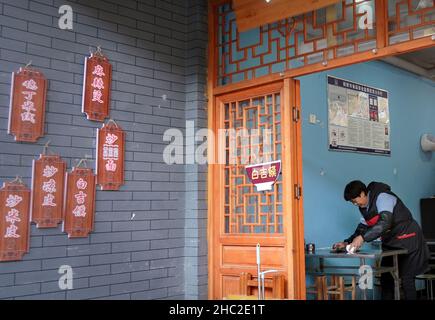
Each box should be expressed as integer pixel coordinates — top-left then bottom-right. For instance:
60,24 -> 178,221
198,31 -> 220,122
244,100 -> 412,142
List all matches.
246,160 -> 282,192
82,47 -> 112,121
63,165 -> 96,238
8,65 -> 47,142
96,120 -> 125,190
31,153 -> 66,228
0,178 -> 31,262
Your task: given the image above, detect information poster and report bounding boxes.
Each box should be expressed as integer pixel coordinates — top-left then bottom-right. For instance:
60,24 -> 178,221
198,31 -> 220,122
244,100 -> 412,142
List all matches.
328,76 -> 390,155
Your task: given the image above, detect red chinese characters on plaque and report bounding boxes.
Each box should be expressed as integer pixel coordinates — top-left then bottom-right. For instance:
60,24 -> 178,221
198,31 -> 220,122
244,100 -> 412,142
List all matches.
82,49 -> 112,121
63,167 -> 96,238
0,179 -> 31,261
246,160 -> 282,192
31,154 -> 66,228
8,67 -> 47,142
96,121 -> 125,190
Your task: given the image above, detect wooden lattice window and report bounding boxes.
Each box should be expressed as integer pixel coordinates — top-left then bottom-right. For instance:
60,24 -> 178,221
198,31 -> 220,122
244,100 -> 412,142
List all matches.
217,0 -> 379,85
387,0 -> 435,45
223,92 -> 283,234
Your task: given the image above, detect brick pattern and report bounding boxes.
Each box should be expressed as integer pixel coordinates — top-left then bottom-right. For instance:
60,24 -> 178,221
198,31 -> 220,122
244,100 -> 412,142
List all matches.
183,0 -> 208,300
0,0 -> 208,299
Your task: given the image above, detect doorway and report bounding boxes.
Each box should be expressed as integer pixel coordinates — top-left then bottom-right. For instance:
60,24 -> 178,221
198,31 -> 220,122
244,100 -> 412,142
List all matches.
208,80 -> 306,299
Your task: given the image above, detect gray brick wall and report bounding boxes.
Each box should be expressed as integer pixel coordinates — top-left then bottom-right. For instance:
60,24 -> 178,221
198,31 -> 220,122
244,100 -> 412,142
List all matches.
183,0 -> 208,300
0,0 -> 208,299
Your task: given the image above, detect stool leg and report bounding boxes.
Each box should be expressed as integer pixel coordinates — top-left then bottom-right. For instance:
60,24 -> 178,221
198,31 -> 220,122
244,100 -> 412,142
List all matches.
323,276 -> 330,300
330,275 -> 338,300
350,276 -> 356,300
337,277 -> 345,300
430,280 -> 434,300
315,276 -> 324,300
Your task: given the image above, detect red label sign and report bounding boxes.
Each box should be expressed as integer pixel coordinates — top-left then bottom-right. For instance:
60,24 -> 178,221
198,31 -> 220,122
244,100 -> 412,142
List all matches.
82,53 -> 112,121
246,160 -> 281,191
31,154 -> 66,228
0,180 -> 31,261
8,67 -> 47,142
63,167 -> 96,238
96,121 -> 125,190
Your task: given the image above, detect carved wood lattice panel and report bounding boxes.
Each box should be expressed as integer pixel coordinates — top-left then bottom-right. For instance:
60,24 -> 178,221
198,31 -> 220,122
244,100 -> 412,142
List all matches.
223,92 -> 283,234
217,0 -> 378,85
387,0 -> 435,45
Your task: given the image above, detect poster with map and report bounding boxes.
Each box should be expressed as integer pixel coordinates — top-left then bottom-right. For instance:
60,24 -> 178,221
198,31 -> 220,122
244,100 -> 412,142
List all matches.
328,76 -> 390,155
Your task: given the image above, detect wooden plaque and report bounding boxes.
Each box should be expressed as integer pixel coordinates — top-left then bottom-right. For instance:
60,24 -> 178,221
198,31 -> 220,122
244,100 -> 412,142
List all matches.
82,53 -> 112,121
96,121 -> 125,190
31,154 -> 66,228
8,67 -> 47,142
0,180 -> 31,262
63,167 -> 96,238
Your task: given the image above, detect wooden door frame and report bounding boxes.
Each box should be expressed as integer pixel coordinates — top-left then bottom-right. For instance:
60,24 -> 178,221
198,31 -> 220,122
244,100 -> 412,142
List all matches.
285,78 -> 306,299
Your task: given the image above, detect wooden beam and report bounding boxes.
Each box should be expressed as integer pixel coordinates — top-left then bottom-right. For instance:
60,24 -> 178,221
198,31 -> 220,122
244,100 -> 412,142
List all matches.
233,0 -> 342,32
219,235 -> 286,246
375,0 -> 388,49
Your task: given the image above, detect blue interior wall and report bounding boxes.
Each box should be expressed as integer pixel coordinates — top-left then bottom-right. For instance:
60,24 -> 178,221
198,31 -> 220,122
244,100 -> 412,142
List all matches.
297,60 -> 435,249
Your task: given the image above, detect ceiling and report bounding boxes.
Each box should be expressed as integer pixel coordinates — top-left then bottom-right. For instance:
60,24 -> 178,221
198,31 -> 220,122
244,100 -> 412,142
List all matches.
382,46 -> 435,81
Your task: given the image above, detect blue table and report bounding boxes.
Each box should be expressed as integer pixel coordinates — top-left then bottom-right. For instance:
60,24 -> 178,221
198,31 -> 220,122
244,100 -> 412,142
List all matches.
306,248 -> 408,300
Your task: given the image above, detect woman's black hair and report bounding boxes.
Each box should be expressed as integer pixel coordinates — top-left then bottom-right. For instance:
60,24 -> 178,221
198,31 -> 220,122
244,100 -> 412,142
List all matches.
344,180 -> 367,201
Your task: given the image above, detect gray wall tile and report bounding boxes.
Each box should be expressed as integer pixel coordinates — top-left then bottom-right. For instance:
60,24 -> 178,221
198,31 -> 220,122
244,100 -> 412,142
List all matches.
0,0 -> 208,300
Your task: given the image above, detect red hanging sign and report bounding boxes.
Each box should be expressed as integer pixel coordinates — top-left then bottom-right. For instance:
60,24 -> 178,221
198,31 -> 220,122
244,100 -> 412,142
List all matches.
82,49 -> 112,121
8,66 -> 47,142
63,166 -> 96,238
0,178 -> 31,262
96,120 -> 125,190
31,154 -> 66,228
246,160 -> 282,191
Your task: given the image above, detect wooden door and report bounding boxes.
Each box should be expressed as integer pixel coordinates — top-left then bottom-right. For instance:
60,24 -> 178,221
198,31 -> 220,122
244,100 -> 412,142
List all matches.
208,79 -> 305,299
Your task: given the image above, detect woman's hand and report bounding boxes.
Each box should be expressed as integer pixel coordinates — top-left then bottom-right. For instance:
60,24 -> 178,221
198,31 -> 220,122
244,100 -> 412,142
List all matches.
332,242 -> 347,250
350,235 -> 364,251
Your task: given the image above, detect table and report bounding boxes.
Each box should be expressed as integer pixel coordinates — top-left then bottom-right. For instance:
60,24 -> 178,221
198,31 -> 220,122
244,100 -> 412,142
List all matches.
306,248 -> 408,300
